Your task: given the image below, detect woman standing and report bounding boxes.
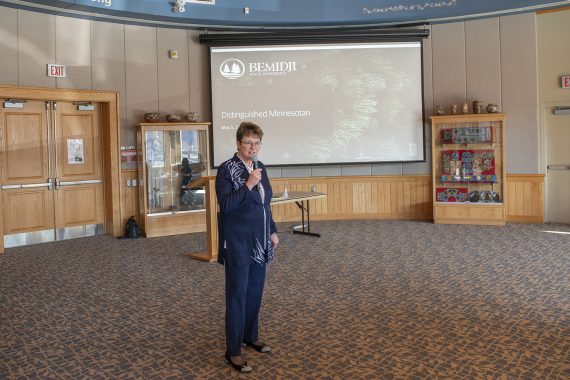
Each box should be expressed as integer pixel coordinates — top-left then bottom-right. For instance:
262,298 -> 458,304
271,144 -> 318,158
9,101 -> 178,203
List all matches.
215,121 -> 279,373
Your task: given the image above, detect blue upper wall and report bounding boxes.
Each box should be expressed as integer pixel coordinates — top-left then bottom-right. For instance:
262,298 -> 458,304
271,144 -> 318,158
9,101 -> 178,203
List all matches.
1,0 -> 569,28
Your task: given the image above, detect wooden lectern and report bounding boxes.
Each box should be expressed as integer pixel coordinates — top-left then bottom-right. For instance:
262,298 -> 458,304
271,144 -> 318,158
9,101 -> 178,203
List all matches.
186,176 -> 218,262
186,183 -> 327,261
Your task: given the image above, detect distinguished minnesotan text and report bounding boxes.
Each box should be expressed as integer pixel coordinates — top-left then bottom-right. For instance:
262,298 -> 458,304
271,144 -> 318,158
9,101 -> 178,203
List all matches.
221,109 -> 311,119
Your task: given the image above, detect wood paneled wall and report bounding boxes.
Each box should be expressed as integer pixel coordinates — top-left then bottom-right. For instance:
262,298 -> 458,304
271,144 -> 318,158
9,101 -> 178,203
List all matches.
271,176 -> 433,222
270,174 -> 543,223
121,172 -> 544,236
120,170 -> 140,226
505,174 -> 544,223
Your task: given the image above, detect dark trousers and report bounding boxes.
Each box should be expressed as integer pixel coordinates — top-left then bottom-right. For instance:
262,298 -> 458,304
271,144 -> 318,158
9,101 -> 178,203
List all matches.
224,260 -> 267,357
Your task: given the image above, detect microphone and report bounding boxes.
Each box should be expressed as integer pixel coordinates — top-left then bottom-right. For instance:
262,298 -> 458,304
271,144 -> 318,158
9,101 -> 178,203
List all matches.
252,156 -> 261,190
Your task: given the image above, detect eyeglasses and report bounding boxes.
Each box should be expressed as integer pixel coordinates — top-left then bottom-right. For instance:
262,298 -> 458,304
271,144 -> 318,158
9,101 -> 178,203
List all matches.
240,141 -> 262,147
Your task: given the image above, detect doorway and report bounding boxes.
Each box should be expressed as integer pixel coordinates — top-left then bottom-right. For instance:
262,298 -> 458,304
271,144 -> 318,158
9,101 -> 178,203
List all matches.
1,99 -> 105,248
544,103 -> 570,223
0,85 -> 122,254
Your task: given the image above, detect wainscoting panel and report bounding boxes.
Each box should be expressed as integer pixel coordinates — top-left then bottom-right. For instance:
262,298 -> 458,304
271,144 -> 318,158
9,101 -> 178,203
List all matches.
120,170 -> 140,227
119,174 -> 544,229
270,174 -> 544,224
506,174 -> 544,223
270,176 -> 433,222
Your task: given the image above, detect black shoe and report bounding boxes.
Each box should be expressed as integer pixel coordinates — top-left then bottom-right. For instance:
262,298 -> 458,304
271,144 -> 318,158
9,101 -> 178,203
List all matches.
243,341 -> 271,353
224,354 -> 252,373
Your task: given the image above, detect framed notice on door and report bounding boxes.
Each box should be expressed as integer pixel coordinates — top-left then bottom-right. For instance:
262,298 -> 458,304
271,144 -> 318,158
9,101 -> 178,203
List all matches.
67,138 -> 84,164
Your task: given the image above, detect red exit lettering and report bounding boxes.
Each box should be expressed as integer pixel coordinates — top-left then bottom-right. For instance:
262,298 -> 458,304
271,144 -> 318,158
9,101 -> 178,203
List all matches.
47,64 -> 66,78
562,75 -> 570,89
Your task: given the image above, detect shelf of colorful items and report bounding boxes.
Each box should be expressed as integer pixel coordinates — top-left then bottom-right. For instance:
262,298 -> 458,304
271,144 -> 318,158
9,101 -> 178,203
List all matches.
435,187 -> 502,204
441,149 -> 496,183
440,126 -> 493,144
436,187 -> 468,202
435,200 -> 503,205
440,174 -> 497,183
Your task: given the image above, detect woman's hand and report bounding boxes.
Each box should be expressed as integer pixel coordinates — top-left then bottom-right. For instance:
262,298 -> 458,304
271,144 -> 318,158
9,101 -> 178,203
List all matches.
246,168 -> 263,190
270,233 -> 279,250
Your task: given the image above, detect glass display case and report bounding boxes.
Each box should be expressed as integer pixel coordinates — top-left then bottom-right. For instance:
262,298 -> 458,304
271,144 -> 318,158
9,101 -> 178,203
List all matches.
431,114 -> 506,225
137,122 -> 211,237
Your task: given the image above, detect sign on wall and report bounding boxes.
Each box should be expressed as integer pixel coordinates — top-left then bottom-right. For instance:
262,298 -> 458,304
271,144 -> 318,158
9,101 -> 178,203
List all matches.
561,75 -> 570,89
67,139 -> 84,164
47,64 -> 66,78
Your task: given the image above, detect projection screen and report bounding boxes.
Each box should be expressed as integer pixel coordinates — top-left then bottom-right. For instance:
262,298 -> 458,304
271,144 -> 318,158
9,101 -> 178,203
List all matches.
210,41 -> 425,167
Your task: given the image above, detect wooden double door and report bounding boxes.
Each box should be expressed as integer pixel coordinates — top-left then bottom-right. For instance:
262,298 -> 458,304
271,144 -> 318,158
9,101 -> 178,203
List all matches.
1,99 -> 104,248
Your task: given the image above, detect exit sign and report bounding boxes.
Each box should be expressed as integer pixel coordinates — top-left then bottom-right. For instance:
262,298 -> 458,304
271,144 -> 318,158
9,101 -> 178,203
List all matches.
47,64 -> 66,78
562,75 -> 570,89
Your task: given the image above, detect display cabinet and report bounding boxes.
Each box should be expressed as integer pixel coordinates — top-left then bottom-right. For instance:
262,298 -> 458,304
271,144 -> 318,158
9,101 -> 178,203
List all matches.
431,114 -> 506,225
138,122 -> 211,237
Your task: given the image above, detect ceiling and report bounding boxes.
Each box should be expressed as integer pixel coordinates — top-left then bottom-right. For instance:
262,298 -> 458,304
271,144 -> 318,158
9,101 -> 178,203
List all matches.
0,0 -> 569,29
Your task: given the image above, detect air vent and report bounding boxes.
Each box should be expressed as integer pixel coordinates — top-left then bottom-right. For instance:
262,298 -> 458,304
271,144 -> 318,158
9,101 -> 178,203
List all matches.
188,0 -> 215,4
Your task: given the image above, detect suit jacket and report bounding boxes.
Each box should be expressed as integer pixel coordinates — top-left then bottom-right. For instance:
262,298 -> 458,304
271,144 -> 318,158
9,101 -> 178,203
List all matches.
216,153 -> 277,266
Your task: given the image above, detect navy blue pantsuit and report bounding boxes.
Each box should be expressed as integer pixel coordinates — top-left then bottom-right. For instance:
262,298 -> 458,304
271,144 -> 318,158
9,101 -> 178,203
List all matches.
216,153 -> 276,357
224,261 -> 266,356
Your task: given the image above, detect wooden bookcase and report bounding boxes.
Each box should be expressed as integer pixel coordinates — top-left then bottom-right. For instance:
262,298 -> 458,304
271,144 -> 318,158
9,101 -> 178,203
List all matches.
431,113 -> 506,225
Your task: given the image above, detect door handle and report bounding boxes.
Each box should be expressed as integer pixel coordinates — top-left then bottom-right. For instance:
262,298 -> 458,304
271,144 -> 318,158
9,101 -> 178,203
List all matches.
2,182 -> 53,190
58,179 -> 102,186
21,182 -> 54,189
547,165 -> 570,170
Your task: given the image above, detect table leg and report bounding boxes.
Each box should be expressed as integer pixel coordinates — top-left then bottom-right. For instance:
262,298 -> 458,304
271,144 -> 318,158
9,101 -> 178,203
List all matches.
292,200 -> 320,237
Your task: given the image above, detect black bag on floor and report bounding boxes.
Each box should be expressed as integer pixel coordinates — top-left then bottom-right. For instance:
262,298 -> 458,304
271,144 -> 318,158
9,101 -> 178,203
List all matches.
121,216 -> 141,239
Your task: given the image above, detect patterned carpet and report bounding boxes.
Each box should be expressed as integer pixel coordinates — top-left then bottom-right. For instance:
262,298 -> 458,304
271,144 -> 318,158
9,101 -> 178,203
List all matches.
0,220 -> 569,379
